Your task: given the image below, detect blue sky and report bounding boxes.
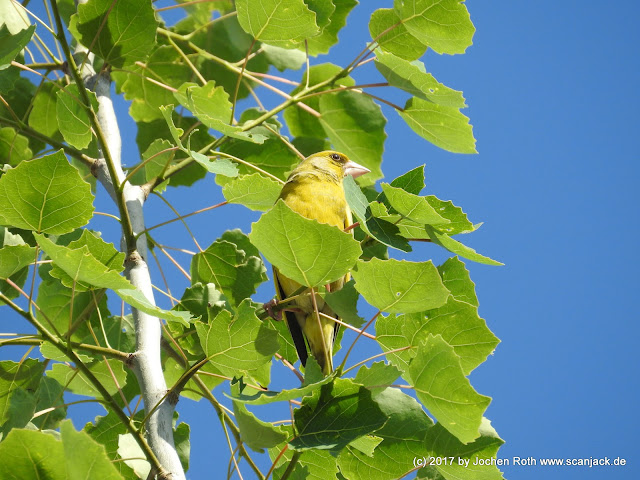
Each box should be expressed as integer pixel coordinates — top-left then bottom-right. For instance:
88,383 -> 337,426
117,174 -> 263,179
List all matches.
4,1 -> 640,479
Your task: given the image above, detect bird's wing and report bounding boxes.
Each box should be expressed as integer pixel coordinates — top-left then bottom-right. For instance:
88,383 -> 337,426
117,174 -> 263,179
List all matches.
273,266 -> 309,367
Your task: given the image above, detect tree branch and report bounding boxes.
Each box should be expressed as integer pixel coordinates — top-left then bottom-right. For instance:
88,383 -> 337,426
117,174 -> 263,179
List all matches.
49,1 -> 186,478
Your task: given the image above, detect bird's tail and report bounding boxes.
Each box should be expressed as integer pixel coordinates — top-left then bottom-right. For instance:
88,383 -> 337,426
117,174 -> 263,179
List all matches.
302,312 -> 335,375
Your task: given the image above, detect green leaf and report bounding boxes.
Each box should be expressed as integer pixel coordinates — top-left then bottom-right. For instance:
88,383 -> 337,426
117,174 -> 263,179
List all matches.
437,256 -> 478,306
337,388 -> 434,480
69,0 -> 158,68
397,0 -> 475,55
56,84 -> 99,150
0,127 -> 32,167
319,91 -> 386,183
191,237 -> 267,307
306,0 -> 357,55
115,288 -> 192,325
0,63 -> 19,93
175,282 -> 227,321
2,387 -> 37,435
270,438 -> 339,480
291,378 -> 387,452
322,279 -> 364,328
415,297 -> 500,375
348,435 -> 384,458
0,2 -> 31,34
0,151 -> 94,234
35,234 -> 191,324
117,433 -> 150,478
35,234 -> 130,290
421,419 -> 504,479
381,183 -> 448,225
236,0 -> 320,47
219,140 -> 299,183
375,313 -> 413,373
159,105 -> 185,148
35,280 -> 106,344
343,179 -> 411,252
49,230 -> 125,291
189,14 -> 268,101
222,173 -> 283,211
352,258 -> 449,313
84,410 -> 137,479
0,428 -> 66,480
195,300 -> 279,376
249,200 -> 362,287
47,359 -> 127,397
233,402 -> 288,452
164,357 -> 224,402
229,374 -> 333,405
32,377 -> 67,430
60,420 -> 123,480
339,388 -> 503,480
0,244 -> 35,279
425,225 -> 503,265
0,359 -> 44,426
369,8 -> 426,61
191,152 -> 239,177
114,46 -> 192,122
174,422 -> 190,473
353,361 -> 401,392
132,138 -> 174,191
28,82 -> 63,140
389,165 -> 425,195
409,335 -> 491,443
424,195 -> 475,235
261,44 -> 306,71
374,50 -> 466,107
174,82 -> 267,143
0,77 -> 35,120
399,96 -> 477,153
284,63 -> 354,138
0,24 -> 34,69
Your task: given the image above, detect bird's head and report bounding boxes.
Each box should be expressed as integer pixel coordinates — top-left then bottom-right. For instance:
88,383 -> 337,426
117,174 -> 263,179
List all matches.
296,151 -> 370,181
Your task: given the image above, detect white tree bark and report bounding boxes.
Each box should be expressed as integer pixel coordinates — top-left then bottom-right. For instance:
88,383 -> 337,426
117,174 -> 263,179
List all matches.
77,49 -> 185,480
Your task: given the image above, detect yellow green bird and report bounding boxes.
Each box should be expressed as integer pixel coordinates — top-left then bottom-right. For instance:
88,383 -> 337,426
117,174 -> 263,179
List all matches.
273,150 -> 370,375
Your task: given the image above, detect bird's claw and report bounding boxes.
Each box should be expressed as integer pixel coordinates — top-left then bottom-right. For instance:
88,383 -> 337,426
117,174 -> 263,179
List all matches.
263,298 -> 282,321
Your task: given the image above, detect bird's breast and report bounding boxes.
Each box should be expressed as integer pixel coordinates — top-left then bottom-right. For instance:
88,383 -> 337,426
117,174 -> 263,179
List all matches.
280,177 -> 347,229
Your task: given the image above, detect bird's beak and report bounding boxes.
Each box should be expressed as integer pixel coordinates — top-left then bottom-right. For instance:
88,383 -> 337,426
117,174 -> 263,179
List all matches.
344,160 -> 370,178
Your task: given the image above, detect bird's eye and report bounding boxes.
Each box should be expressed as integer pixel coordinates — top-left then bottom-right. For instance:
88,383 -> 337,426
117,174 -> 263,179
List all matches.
330,153 -> 341,161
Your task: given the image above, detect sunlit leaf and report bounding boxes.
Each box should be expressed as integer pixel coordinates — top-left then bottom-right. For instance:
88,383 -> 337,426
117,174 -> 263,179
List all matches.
222,173 -> 283,211
352,258 -> 449,313
425,225 -> 503,265
249,200 -> 362,287
409,334 -> 491,443
0,151 -> 94,234
47,359 -> 127,397
369,8 -> 426,61
69,0 -> 158,67
399,96 -> 476,153
236,0 -> 320,47
195,300 -> 279,376
292,378 -> 387,451
375,49 -> 466,107
397,0 -> 475,55
56,84 -> 99,150
233,402 -> 288,452
0,24 -> 34,69
174,82 -> 267,143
